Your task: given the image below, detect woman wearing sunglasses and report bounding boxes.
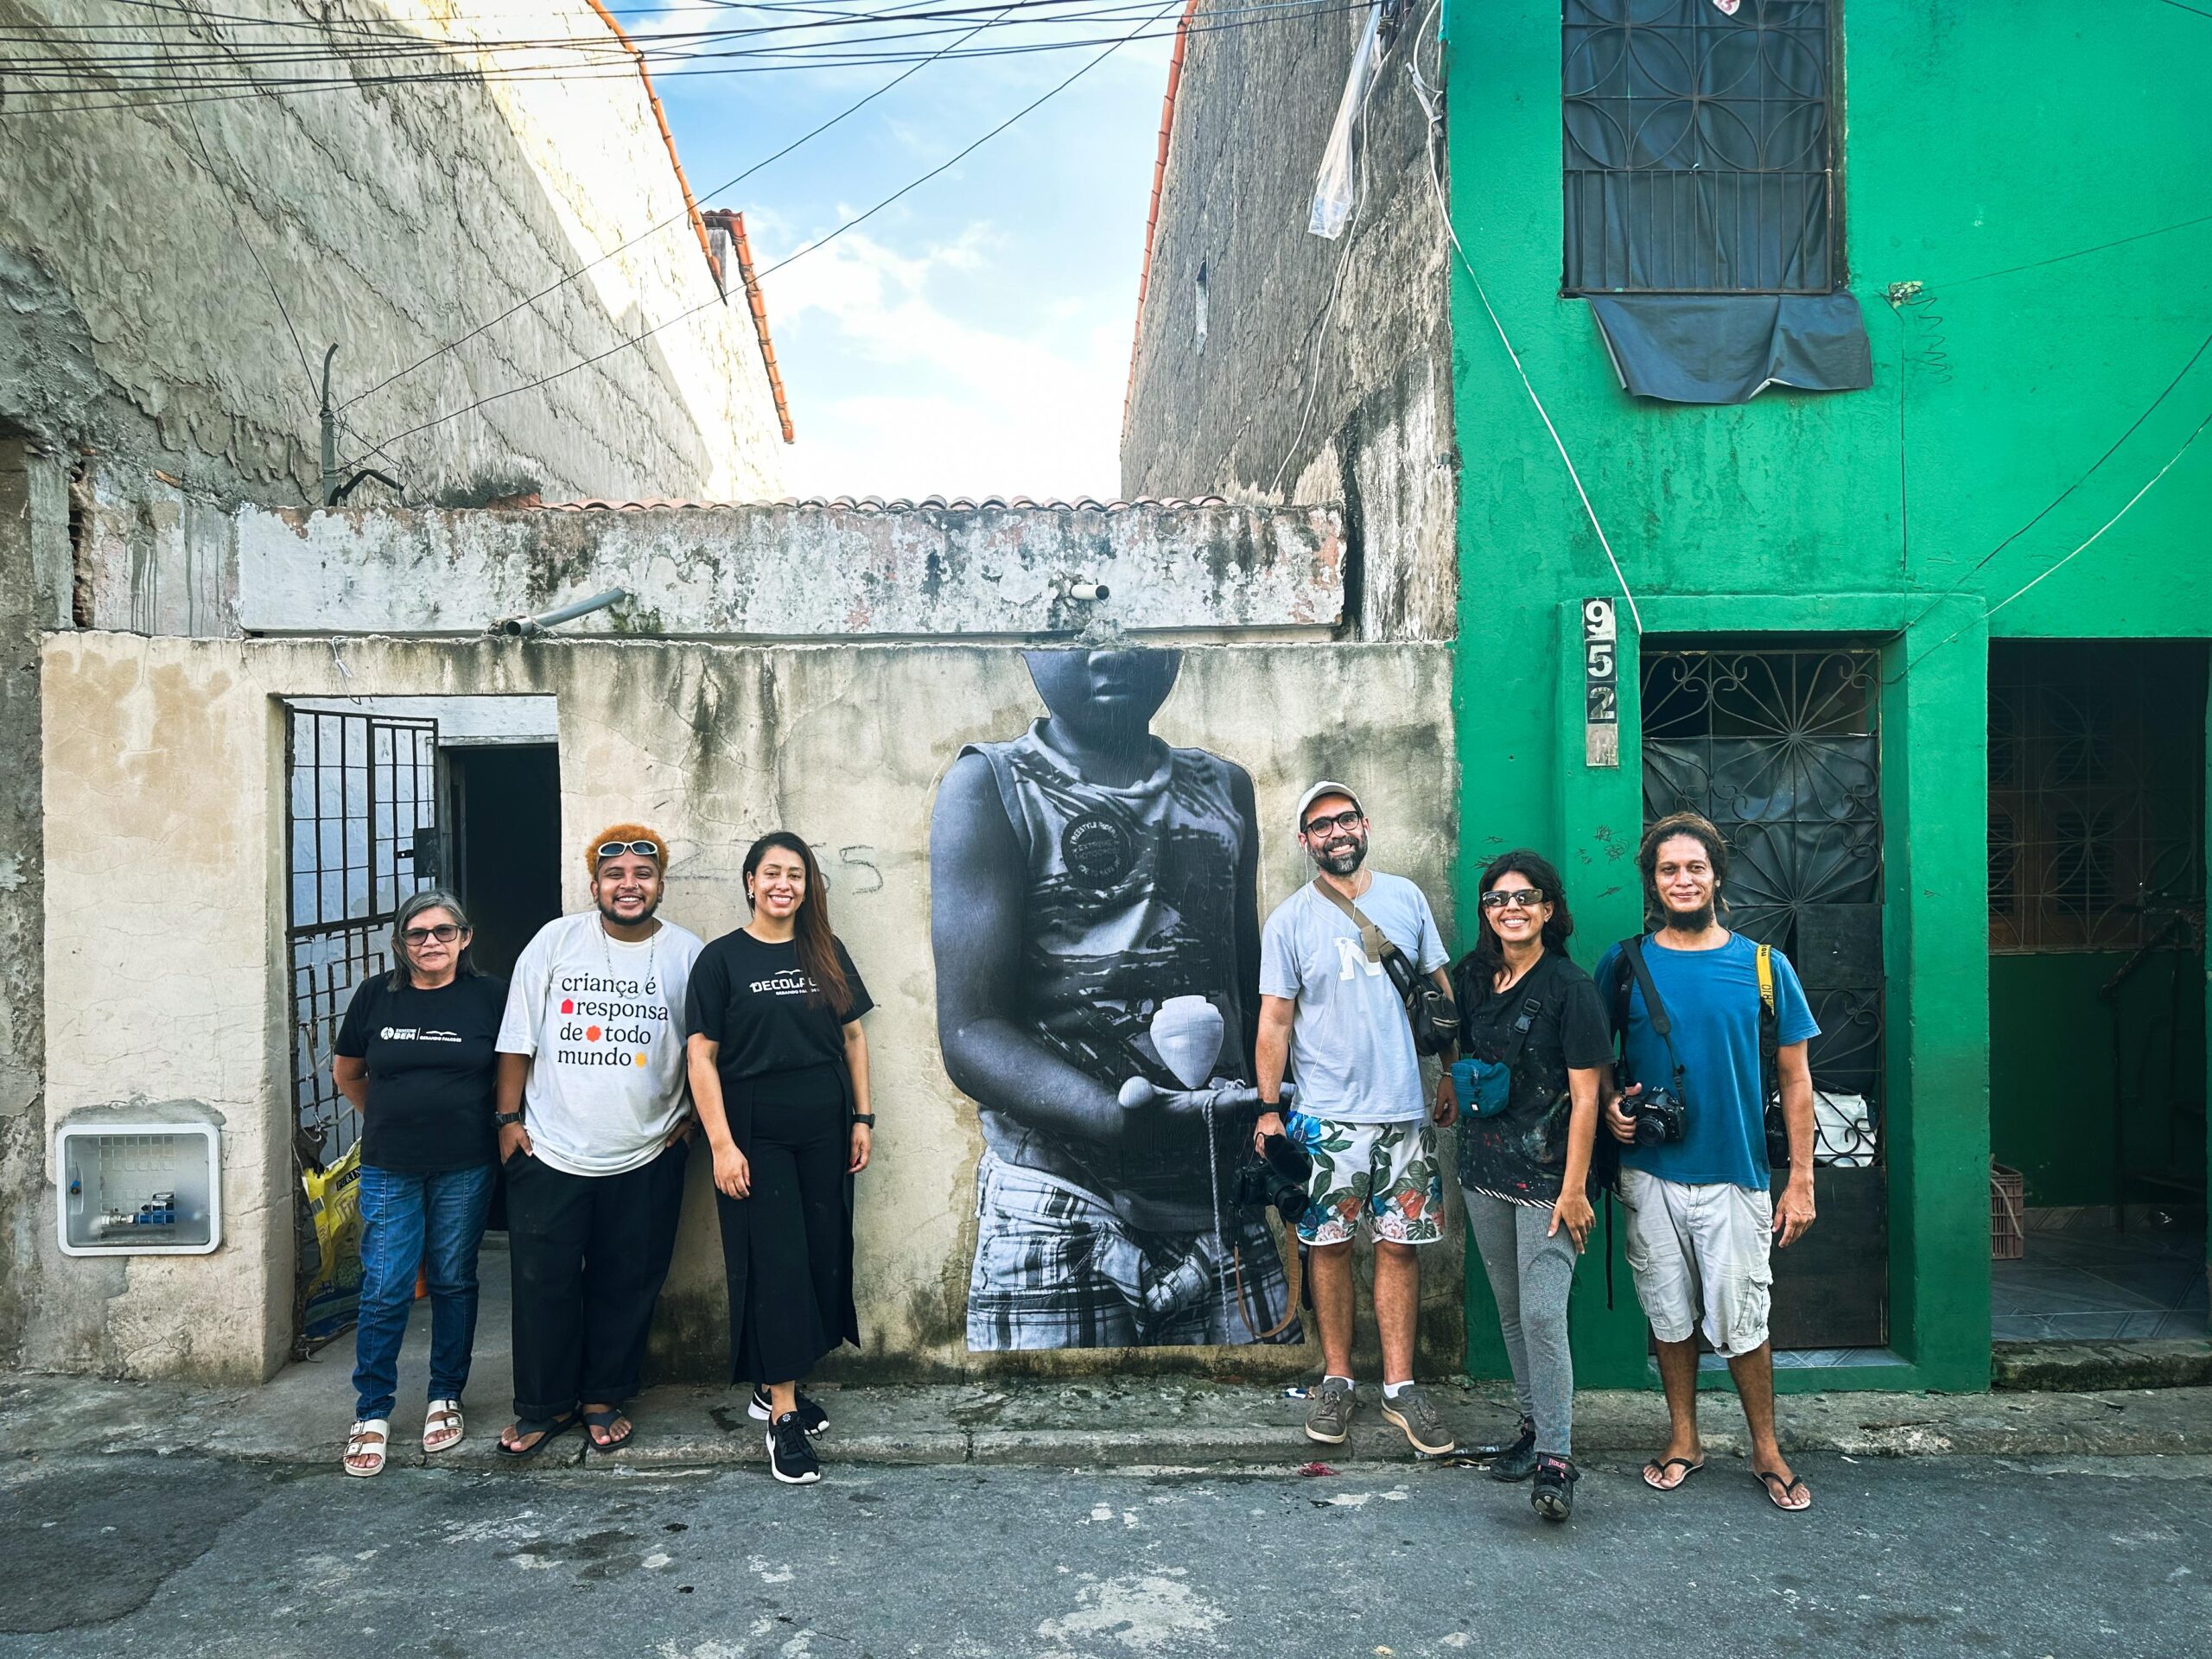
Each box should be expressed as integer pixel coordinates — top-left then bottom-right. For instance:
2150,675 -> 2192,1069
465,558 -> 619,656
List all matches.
333,888 -> 508,1476
1442,851 -> 1611,1522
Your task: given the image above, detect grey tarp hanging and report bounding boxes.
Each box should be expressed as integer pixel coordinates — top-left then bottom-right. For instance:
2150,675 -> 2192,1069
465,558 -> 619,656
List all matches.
1587,292 -> 1873,405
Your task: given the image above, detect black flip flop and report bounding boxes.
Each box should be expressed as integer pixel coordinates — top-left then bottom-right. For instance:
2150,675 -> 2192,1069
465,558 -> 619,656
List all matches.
1754,1469 -> 1812,1512
495,1411 -> 579,1461
1641,1455 -> 1705,1491
582,1407 -> 635,1452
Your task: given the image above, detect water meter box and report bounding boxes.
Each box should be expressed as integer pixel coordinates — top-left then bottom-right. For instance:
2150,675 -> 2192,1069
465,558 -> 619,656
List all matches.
56,1122 -> 221,1255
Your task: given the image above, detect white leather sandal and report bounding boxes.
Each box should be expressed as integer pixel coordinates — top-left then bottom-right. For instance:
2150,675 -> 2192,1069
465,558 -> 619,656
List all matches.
343,1418 -> 390,1477
423,1399 -> 464,1454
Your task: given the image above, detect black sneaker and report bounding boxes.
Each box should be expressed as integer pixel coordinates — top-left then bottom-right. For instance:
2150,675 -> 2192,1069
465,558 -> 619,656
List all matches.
766,1412 -> 820,1484
750,1386 -> 829,1436
1532,1453 -> 1579,1522
1486,1416 -> 1539,1483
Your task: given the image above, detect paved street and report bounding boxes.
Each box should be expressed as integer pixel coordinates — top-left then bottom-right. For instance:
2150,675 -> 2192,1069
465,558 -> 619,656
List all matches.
3,1452 -> 2203,1657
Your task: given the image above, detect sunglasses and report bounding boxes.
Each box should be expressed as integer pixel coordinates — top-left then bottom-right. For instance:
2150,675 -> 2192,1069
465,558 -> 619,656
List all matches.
595,839 -> 661,861
401,923 -> 463,944
1479,888 -> 1546,912
1302,809 -> 1363,836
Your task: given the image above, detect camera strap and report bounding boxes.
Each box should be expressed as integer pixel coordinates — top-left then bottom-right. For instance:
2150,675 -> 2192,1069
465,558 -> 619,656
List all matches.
1618,935 -> 1688,1098
1312,877 -> 1457,1050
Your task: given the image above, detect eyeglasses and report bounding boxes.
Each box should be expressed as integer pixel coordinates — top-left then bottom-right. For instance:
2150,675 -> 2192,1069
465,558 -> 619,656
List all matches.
1479,888 -> 1546,912
401,923 -> 462,944
1302,809 -> 1363,836
595,839 -> 661,861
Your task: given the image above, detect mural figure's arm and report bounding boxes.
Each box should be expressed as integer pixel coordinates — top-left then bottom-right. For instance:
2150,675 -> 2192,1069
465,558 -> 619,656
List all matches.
930,751 -> 1125,1145
1228,764 -> 1263,1074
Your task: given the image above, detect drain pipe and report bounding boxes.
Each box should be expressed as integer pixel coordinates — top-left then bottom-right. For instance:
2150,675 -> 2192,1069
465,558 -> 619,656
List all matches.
493,587 -> 630,638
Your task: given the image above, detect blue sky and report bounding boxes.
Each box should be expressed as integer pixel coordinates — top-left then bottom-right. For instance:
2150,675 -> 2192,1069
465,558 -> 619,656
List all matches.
649,7 -> 1179,499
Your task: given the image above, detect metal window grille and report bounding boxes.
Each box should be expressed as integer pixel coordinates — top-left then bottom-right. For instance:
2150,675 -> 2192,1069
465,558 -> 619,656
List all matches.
1563,0 -> 1836,295
286,709 -> 438,1162
1642,645 -> 1885,1139
1987,644 -> 2206,954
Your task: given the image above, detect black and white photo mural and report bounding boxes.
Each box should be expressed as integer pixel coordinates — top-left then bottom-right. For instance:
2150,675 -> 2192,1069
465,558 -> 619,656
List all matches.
931,648 -> 1299,1349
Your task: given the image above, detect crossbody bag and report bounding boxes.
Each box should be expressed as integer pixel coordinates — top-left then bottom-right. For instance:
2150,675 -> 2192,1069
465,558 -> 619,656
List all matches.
1310,876 -> 1459,1055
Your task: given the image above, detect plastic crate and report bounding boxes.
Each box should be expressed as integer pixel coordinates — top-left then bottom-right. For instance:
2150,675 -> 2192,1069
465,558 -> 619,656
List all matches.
1990,1161 -> 2025,1262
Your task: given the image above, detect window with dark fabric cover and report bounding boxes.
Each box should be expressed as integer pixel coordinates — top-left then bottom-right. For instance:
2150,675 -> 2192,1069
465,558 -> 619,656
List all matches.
1564,0 -> 1837,296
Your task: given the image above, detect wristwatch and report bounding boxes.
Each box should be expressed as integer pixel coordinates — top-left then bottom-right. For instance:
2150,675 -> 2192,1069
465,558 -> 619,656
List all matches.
850,1113 -> 877,1128
493,1111 -> 524,1127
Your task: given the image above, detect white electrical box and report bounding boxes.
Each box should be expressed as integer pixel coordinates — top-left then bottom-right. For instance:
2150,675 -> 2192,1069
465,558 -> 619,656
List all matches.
56,1122 -> 221,1256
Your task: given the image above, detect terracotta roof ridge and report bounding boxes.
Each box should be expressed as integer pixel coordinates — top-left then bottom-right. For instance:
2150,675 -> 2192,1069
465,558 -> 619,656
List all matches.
583,0 -> 721,294
1124,0 -> 1205,435
703,209 -> 796,445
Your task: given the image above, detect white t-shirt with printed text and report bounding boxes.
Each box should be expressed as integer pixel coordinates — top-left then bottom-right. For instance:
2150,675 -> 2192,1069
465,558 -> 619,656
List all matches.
496,912 -> 705,1177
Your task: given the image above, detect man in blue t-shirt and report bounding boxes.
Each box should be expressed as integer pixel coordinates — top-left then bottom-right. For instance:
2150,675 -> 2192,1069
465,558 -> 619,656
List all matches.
1596,811 -> 1820,1513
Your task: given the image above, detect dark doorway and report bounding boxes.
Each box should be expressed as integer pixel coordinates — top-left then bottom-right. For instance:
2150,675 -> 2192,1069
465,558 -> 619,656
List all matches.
1988,640 -> 2209,1344
444,745 -> 563,980
1641,642 -> 1889,1355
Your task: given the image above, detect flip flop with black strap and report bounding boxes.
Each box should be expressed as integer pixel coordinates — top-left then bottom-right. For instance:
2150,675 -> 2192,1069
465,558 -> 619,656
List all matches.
495,1410 -> 579,1461
1754,1469 -> 1813,1512
1641,1455 -> 1705,1491
582,1407 -> 635,1452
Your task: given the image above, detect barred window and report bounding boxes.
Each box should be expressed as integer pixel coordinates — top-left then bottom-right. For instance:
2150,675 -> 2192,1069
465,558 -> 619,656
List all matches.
1563,1 -> 1837,296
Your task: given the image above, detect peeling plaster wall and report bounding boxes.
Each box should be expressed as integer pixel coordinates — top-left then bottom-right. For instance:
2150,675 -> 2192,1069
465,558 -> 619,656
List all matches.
1120,9 -> 1456,643
37,632 -> 1459,1382
0,0 -> 785,510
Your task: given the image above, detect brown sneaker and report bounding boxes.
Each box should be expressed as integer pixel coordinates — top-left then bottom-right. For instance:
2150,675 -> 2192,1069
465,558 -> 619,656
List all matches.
1304,1376 -> 1356,1445
1380,1385 -> 1457,1456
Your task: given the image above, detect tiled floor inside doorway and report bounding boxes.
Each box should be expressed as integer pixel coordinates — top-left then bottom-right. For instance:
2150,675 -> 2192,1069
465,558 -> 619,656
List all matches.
1991,1206 -> 2209,1342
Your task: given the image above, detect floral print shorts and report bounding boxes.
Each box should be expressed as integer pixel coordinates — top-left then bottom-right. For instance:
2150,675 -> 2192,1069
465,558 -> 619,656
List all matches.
1285,1112 -> 1445,1247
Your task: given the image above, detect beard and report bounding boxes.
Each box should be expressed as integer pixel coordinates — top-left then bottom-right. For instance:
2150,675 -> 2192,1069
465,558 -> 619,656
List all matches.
598,891 -> 662,926
1311,835 -> 1369,877
1659,898 -> 1715,933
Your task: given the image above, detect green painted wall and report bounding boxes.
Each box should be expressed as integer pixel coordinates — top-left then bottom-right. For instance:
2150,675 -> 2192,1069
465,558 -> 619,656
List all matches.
1441,3 -> 2212,1393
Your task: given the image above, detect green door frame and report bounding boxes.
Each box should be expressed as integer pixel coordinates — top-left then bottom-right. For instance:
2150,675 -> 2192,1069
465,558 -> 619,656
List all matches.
1461,591 -> 1993,1394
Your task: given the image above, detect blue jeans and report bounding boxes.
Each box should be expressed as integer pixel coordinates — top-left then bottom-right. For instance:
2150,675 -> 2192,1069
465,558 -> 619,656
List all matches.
353,1162 -> 495,1421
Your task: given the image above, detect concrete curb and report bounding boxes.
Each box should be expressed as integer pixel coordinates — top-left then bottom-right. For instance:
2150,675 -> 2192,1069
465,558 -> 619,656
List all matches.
6,1372 -> 2211,1472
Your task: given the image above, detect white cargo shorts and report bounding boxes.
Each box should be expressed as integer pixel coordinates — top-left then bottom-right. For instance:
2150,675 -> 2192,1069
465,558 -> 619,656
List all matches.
1618,1166 -> 1774,1358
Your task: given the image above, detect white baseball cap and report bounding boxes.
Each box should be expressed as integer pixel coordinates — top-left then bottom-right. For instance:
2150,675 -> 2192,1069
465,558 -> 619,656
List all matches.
1294,779 -> 1364,830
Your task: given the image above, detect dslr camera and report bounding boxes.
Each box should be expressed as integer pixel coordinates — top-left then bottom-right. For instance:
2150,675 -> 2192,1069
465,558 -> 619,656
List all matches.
1619,1084 -> 1687,1147
1235,1133 -> 1312,1224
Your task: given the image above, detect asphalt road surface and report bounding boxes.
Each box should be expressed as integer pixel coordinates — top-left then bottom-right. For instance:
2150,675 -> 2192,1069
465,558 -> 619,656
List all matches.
3,1452 -> 2204,1657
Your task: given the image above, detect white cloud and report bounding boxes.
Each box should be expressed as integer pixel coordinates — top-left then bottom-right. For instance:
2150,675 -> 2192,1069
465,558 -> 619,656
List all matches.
759,226 -> 1132,499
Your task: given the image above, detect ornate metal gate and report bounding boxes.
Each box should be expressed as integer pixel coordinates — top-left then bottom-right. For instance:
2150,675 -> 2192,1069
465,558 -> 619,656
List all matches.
287,709 -> 439,1166
1642,645 -> 1887,1350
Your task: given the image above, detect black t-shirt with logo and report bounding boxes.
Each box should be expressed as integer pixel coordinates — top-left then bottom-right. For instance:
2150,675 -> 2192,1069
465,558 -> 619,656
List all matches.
684,930 -> 873,1106
1450,950 -> 1612,1205
334,975 -> 509,1172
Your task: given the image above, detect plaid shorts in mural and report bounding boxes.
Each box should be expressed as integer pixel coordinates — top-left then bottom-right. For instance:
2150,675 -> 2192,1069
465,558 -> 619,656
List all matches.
966,1153 -> 1297,1351
1286,1112 -> 1446,1247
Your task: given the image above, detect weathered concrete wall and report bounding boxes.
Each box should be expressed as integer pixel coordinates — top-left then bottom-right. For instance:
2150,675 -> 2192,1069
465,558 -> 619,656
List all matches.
0,0 -> 785,510
36,631 -> 1460,1382
1121,7 -> 1455,643
232,501 -> 1345,638
0,439 -> 69,1369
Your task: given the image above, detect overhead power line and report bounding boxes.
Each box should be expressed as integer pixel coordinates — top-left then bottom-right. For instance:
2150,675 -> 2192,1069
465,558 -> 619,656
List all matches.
339,0 -> 1034,414
336,0 -> 1192,474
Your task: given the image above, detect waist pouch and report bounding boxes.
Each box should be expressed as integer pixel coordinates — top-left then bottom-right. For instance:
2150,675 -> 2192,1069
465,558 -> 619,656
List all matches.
1451,1057 -> 1513,1119
1450,988 -> 1544,1122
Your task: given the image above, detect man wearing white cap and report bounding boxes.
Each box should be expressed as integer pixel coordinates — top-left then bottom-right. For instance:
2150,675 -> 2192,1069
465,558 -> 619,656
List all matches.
1255,782 -> 1459,1454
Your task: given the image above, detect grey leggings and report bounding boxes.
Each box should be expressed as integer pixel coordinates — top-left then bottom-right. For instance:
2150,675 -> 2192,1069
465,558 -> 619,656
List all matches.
1464,1186 -> 1580,1457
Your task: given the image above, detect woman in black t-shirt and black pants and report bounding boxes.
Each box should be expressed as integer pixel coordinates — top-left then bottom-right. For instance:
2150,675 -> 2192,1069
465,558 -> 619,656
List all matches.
332,888 -> 508,1477
684,832 -> 875,1486
1441,850 -> 1613,1524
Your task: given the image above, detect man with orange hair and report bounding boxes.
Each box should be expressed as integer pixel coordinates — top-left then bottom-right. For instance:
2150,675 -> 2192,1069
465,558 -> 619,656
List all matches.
492,823 -> 706,1458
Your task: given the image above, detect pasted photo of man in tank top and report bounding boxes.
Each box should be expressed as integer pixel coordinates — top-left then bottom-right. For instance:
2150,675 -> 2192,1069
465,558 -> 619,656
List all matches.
931,647 -> 1297,1349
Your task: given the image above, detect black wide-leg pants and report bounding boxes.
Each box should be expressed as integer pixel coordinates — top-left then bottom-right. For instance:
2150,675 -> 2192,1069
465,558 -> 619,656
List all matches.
716,1083 -> 849,1388
506,1141 -> 690,1421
